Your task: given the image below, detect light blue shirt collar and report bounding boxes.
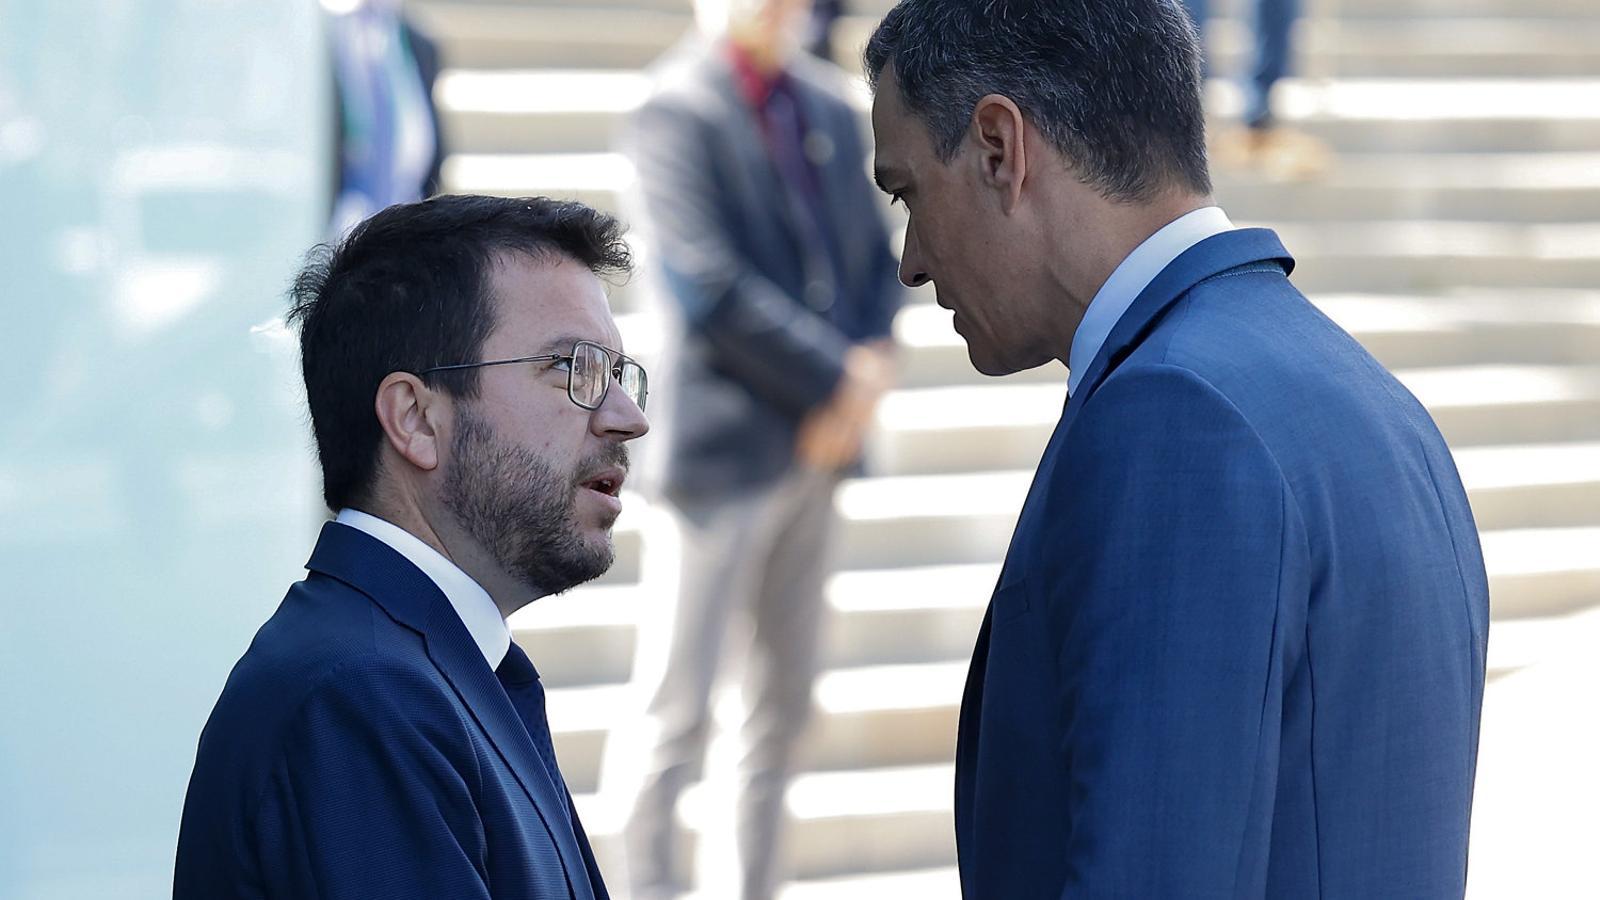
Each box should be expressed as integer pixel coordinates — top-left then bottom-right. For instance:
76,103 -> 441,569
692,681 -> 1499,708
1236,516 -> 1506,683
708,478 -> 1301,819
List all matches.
1067,206 -> 1235,395
335,508 -> 512,670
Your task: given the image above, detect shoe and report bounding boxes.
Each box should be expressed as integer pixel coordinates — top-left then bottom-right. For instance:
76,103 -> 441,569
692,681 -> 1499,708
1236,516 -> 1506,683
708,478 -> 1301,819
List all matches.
1210,123 -> 1334,181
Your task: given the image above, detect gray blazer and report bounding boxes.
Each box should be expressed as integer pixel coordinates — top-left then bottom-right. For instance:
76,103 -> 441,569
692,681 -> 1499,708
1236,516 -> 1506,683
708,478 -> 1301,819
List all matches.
624,42 -> 903,503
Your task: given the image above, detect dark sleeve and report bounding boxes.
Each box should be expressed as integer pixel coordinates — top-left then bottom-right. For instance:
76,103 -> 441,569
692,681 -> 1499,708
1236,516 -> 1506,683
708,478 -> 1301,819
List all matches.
254,661 -> 492,900
625,95 -> 850,416
1043,366 -> 1296,896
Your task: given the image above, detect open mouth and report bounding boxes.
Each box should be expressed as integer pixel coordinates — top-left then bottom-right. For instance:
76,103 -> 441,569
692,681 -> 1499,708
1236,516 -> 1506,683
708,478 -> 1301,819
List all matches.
580,468 -> 625,498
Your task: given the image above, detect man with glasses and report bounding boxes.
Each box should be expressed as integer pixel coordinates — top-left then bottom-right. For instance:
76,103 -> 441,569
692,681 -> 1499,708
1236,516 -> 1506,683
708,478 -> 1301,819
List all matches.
175,195 -> 648,899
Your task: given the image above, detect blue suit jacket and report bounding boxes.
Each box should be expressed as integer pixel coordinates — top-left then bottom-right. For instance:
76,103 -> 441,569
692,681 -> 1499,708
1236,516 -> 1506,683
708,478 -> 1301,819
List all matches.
175,522 -> 606,899
956,229 -> 1489,898
626,43 -> 903,501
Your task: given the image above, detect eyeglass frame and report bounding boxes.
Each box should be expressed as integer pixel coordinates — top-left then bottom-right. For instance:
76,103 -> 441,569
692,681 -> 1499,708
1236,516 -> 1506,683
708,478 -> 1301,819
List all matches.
417,339 -> 648,412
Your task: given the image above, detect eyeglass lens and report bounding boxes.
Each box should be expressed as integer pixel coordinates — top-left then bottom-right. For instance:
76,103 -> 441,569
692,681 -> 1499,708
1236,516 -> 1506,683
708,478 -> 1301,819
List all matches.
570,341 -> 647,411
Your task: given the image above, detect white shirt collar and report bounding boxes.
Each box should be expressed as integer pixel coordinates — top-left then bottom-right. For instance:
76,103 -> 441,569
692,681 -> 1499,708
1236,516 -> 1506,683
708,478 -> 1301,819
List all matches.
334,508 -> 512,671
1067,206 -> 1235,394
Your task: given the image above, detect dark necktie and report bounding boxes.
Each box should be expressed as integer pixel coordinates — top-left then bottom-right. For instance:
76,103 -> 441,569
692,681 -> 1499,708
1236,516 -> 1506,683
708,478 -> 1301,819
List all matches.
496,641 -> 575,823
498,643 -> 609,898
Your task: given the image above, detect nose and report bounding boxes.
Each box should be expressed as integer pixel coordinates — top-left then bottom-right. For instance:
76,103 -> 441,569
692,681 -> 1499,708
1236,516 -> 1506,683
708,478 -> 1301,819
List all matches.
898,222 -> 931,288
592,379 -> 650,442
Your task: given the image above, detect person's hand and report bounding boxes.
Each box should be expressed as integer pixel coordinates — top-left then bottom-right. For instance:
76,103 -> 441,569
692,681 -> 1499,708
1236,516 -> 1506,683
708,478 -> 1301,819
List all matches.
796,343 -> 896,471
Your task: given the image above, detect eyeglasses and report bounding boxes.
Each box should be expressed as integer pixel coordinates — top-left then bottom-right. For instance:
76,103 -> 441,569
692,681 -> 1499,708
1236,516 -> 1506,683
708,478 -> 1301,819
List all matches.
419,339 -> 648,412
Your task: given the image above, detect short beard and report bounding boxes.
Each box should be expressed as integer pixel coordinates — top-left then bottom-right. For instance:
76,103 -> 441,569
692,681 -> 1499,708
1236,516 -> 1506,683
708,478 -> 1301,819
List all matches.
441,407 -> 622,597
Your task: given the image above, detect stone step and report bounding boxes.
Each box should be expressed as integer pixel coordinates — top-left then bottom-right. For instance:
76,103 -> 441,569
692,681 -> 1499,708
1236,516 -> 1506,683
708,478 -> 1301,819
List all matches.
435,71 -> 1600,155
531,520 -> 1600,788
827,16 -> 1600,79
552,601 -> 1599,841
1196,19 -> 1599,79
1212,78 -> 1600,153
1453,442 -> 1600,531
780,764 -> 956,878
779,866 -> 960,900
538,661 -> 966,791
415,1 -> 1600,77
445,146 -> 1600,225
891,292 -> 1600,389
806,661 -> 968,771
573,763 -> 958,882
847,0 -> 1600,17
835,444 -> 1600,570
422,0 -> 689,8
809,606 -> 1588,772
1213,154 -> 1600,223
876,365 -> 1600,475
417,0 -> 1597,20
825,528 -> 1600,660
612,290 -> 1600,373
573,592 -> 1600,883
569,605 -> 1600,891
412,3 -> 692,71
537,436 -> 1600,686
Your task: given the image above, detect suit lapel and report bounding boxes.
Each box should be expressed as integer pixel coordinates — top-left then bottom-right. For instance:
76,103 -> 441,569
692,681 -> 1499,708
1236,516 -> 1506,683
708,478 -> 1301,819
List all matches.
306,522 -> 594,900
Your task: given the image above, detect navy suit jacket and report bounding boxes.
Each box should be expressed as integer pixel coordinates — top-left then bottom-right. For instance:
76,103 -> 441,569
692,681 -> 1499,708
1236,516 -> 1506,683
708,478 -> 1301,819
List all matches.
175,522 -> 606,899
625,43 -> 903,501
956,229 -> 1489,898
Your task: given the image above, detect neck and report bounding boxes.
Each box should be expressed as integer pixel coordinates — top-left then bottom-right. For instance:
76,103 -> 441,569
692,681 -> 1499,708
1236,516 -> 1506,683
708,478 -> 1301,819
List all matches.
727,32 -> 787,75
361,482 -> 545,620
1038,188 -> 1212,364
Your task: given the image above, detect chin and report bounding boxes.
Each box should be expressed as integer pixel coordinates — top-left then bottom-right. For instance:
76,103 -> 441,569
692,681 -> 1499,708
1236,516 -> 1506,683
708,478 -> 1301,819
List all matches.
965,339 -> 1018,377
969,353 -> 1014,377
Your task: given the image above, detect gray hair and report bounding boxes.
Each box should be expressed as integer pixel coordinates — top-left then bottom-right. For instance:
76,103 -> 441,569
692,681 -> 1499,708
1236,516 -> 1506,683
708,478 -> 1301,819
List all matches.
865,0 -> 1211,201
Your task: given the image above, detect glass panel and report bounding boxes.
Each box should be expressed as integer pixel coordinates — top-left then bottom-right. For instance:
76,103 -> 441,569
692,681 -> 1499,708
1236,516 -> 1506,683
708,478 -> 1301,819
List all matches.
0,2 -> 327,896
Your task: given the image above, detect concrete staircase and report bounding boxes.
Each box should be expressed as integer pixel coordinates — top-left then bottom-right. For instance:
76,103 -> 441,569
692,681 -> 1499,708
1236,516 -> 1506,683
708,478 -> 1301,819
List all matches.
409,0 -> 1600,894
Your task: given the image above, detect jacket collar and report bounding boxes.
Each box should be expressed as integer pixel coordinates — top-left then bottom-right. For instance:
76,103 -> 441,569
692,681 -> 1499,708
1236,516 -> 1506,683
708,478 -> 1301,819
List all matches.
1066,227 -> 1294,415
1002,228 -> 1295,586
306,521 -> 595,900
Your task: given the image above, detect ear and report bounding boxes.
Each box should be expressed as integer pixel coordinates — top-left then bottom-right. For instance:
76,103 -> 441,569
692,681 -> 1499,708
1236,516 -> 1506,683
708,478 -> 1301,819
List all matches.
374,372 -> 445,474
970,94 -> 1028,213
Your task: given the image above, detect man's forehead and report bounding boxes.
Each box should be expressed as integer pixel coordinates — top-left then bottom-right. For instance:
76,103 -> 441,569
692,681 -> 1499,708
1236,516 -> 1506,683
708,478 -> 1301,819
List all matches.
490,255 -> 623,351
869,67 -> 906,133
870,69 -> 922,178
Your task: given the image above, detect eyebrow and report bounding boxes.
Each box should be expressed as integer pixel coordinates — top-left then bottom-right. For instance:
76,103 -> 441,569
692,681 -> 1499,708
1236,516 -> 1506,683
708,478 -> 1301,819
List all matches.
538,334 -> 624,356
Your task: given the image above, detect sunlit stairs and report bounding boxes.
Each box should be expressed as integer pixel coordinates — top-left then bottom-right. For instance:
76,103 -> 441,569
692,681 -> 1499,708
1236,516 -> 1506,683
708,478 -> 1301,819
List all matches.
407,0 -> 1600,894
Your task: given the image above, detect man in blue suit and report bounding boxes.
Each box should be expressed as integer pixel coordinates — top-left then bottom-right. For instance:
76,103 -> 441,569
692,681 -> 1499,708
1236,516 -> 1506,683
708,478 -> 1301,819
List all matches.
175,195 -> 651,898
865,1 -> 1488,896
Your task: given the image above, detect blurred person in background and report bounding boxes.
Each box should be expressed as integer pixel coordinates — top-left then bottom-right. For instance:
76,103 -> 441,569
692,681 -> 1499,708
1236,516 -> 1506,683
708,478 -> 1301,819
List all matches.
866,0 -> 1486,896
325,0 -> 446,235
1181,0 -> 1333,178
175,196 -> 649,899
804,0 -> 848,61
618,0 -> 904,897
